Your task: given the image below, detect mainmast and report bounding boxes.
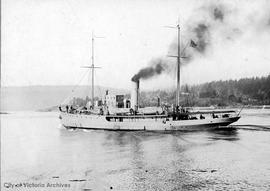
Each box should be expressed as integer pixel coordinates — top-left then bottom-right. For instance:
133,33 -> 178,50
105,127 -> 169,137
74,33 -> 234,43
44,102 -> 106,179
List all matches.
166,22 -> 181,107
176,24 -> 180,107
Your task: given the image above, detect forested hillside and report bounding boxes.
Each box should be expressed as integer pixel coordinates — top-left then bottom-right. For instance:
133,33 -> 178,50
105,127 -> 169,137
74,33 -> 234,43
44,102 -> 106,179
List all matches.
140,75 -> 270,107
1,75 -> 269,111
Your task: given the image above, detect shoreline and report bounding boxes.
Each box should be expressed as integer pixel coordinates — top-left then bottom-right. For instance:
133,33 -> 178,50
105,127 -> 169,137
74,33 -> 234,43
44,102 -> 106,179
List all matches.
1,105 -> 269,114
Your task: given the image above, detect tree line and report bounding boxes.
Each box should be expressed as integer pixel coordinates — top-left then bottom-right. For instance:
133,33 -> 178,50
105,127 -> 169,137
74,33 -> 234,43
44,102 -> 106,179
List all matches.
71,75 -> 270,107
140,75 -> 270,107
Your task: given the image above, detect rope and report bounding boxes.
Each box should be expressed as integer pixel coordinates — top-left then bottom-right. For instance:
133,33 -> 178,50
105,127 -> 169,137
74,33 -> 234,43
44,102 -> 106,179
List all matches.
237,105 -> 245,116
95,69 -> 103,101
60,70 -> 90,105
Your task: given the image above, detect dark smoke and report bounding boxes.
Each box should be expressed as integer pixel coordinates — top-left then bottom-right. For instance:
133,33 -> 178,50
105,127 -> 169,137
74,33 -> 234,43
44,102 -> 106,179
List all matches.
267,18 -> 270,26
131,59 -> 167,82
167,22 -> 210,64
213,7 -> 224,21
168,5 -> 225,63
193,23 -> 210,53
132,1 -> 265,82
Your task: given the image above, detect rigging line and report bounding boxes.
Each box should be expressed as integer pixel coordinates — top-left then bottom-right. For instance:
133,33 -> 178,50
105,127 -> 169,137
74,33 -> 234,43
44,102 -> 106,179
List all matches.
60,70 -> 90,105
180,42 -> 190,57
86,67 -> 91,99
237,105 -> 245,116
94,68 -> 102,100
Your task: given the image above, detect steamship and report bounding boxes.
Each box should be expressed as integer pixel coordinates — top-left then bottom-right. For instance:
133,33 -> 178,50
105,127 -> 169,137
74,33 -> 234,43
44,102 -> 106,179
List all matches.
59,28 -> 241,131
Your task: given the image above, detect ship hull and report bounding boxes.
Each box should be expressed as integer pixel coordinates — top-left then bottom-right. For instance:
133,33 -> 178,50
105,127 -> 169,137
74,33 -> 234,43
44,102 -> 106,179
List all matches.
59,113 -> 240,131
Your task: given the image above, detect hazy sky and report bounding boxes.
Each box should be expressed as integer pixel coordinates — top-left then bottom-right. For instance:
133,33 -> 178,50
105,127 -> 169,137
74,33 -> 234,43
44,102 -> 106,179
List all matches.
2,0 -> 270,90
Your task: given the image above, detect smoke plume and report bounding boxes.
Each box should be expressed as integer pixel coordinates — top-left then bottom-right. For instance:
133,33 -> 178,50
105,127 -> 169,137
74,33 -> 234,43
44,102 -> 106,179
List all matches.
192,23 -> 210,53
131,59 -> 168,82
131,1 -> 270,82
213,7 -> 224,21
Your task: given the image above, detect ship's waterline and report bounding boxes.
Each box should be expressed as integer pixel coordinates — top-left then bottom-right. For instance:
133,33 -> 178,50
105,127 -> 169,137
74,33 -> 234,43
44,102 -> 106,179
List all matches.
60,112 -> 240,131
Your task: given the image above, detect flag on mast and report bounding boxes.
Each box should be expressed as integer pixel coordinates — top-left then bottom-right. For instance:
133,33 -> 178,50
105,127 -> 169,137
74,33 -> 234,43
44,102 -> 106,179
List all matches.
190,40 -> 197,48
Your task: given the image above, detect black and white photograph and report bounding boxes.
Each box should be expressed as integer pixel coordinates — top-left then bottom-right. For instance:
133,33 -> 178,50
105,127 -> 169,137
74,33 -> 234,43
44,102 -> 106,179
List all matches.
1,0 -> 270,190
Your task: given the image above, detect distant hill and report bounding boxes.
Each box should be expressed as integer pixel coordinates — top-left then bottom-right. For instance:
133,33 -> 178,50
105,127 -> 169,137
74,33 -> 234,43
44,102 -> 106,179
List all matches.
0,85 -> 128,111
2,75 -> 269,111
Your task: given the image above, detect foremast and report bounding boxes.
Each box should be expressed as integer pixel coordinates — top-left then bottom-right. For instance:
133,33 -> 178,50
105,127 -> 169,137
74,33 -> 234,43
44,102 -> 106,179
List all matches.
81,31 -> 102,109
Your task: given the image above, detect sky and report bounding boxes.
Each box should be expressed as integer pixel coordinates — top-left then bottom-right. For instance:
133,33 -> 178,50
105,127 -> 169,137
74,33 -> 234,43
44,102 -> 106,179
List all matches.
2,0 -> 270,90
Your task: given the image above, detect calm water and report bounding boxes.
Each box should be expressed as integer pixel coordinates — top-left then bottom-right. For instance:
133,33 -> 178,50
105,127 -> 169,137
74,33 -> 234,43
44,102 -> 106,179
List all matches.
1,109 -> 270,191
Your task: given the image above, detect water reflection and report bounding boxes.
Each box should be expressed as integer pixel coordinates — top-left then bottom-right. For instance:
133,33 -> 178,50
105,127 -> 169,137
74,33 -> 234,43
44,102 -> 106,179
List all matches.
206,129 -> 239,141
98,131 -> 203,190
52,118 -> 270,191
3,111 -> 269,191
